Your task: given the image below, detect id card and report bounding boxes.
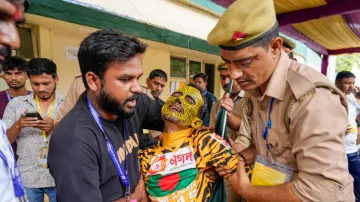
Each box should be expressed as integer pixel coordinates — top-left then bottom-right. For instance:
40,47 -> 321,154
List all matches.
251,155 -> 293,186
39,145 -> 48,168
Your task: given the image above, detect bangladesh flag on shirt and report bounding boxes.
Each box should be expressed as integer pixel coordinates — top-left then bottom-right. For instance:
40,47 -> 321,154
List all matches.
147,168 -> 198,197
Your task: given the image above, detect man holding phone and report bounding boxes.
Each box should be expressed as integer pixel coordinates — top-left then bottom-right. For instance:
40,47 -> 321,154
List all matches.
3,58 -> 63,202
0,0 -> 31,201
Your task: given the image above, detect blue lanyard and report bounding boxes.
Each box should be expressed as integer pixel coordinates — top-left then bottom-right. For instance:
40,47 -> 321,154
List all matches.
86,96 -> 131,196
259,97 -> 275,151
0,127 -> 26,199
5,90 -> 11,101
5,90 -> 31,101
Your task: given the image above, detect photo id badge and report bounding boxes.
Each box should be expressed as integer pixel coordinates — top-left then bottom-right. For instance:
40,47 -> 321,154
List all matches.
39,145 -> 48,168
251,155 -> 293,186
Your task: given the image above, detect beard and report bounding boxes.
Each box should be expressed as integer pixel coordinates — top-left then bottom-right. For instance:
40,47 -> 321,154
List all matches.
9,82 -> 25,90
151,90 -> 161,98
36,85 -> 56,100
97,87 -> 139,119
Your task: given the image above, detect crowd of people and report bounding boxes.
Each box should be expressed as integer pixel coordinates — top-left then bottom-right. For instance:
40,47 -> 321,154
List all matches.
1,0 -> 360,202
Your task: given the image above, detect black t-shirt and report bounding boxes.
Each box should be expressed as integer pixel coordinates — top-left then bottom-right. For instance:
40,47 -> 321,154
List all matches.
48,92 -> 164,202
202,92 -> 217,127
139,97 -> 165,150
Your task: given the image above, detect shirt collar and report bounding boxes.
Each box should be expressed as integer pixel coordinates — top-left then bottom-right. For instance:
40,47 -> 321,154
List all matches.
238,90 -> 245,98
21,92 -> 63,107
263,50 -> 291,101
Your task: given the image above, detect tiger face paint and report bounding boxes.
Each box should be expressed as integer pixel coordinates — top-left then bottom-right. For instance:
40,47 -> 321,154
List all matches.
162,86 -> 203,128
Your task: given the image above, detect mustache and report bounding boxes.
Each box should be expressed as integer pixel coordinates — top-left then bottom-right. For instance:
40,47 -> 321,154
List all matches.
0,46 -> 11,58
125,93 -> 139,102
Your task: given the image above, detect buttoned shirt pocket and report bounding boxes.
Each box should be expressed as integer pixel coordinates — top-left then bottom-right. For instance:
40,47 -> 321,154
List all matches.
267,127 -> 291,157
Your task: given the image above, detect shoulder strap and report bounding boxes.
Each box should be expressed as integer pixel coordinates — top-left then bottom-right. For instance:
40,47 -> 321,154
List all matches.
284,82 -> 348,133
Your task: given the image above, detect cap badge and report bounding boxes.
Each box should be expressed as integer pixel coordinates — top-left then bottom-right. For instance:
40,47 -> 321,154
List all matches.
232,31 -> 247,41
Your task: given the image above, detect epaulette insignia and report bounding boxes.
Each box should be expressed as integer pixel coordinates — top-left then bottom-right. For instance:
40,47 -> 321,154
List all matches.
298,89 -> 315,102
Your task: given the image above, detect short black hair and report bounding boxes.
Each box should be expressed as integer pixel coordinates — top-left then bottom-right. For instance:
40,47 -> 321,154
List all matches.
26,58 -> 57,78
193,73 -> 208,83
251,26 -> 280,51
25,0 -> 31,11
149,69 -> 168,81
2,56 -> 27,72
336,71 -> 356,81
78,29 -> 148,89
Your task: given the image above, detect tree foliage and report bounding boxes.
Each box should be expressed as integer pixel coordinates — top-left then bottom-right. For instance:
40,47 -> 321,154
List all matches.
336,53 -> 360,73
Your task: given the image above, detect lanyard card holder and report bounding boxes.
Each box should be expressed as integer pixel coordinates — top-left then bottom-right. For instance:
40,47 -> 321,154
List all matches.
39,143 -> 49,168
251,155 -> 293,186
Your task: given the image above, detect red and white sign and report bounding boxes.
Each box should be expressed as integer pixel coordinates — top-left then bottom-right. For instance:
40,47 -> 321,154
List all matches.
147,147 -> 196,176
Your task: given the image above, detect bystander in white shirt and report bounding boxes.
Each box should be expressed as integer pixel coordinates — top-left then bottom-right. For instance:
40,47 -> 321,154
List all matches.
345,95 -> 360,154
0,120 -> 26,202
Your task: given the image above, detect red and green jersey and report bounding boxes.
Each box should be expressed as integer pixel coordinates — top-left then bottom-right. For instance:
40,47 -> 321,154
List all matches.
139,128 -> 238,202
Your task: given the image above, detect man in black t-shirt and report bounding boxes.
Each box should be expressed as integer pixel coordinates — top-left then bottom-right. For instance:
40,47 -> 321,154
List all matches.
48,29 -> 164,202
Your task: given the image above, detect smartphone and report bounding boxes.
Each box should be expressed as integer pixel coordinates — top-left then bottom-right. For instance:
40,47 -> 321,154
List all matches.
25,112 -> 43,120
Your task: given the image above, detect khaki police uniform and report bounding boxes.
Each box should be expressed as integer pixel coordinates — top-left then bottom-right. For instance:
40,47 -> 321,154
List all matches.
55,74 -> 85,125
210,59 -> 252,202
280,36 -> 296,50
210,91 -> 251,148
210,91 -> 251,202
246,51 -> 353,201
207,0 -> 354,200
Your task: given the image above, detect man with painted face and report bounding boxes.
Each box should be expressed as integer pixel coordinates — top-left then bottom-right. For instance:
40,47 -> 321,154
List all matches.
0,0 -> 30,201
209,0 -> 353,201
48,29 -> 164,202
139,84 -> 239,202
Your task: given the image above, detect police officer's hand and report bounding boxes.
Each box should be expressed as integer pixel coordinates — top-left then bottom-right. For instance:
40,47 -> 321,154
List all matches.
220,93 -> 234,114
15,113 -> 39,129
228,160 -> 251,195
37,117 -> 55,133
215,160 -> 251,195
227,136 -> 247,154
205,167 -> 219,183
200,126 -> 215,132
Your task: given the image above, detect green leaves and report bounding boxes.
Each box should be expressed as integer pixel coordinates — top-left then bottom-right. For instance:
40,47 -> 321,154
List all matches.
336,53 -> 360,72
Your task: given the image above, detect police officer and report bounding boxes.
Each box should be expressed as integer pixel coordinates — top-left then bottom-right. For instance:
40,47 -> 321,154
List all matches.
209,59 -> 252,202
280,36 -> 296,60
210,0 -> 354,201
210,59 -> 251,154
